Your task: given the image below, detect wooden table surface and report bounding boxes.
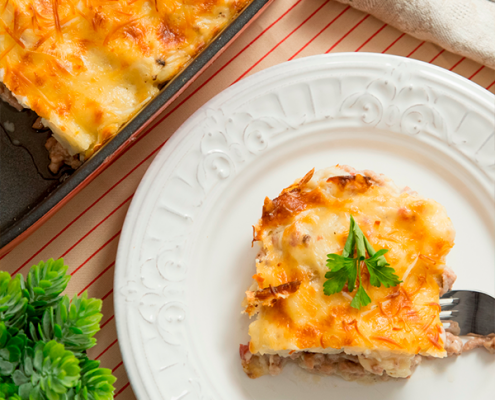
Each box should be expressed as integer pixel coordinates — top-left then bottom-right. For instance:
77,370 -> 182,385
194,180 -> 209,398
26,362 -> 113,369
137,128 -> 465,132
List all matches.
1,0 -> 494,398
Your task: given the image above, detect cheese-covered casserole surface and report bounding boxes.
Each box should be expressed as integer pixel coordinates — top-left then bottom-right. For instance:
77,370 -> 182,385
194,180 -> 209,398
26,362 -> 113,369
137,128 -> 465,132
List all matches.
241,166 -> 456,379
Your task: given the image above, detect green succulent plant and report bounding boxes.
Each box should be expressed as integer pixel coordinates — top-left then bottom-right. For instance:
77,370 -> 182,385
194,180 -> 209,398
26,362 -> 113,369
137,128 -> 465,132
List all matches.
0,323 -> 27,377
0,376 -> 19,399
31,293 -> 102,357
25,259 -> 70,317
0,273 -> 28,329
70,358 -> 116,400
0,259 -> 115,400
1,395 -> 21,400
14,340 -> 81,400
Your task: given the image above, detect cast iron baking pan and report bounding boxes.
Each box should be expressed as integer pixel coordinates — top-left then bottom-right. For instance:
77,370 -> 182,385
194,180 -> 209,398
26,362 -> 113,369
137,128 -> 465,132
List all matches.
0,0 -> 273,253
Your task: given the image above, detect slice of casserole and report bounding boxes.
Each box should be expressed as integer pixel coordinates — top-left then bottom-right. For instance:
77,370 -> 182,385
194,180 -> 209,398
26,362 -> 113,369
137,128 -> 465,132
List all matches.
240,166 -> 456,381
0,0 -> 249,166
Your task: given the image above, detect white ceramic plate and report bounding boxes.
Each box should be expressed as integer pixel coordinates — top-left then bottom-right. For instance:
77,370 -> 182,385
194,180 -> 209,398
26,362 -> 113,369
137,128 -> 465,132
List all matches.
115,53 -> 495,400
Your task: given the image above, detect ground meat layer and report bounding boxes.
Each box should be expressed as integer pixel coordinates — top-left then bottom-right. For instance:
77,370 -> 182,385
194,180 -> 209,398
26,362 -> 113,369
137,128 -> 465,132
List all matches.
45,137 -> 82,173
444,332 -> 464,356
462,334 -> 495,354
0,82 -> 23,111
239,345 -> 421,381
444,326 -> 495,355
439,267 -> 457,296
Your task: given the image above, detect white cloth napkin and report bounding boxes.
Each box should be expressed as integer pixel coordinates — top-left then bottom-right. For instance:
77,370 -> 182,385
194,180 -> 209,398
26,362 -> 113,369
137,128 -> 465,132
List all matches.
335,0 -> 495,69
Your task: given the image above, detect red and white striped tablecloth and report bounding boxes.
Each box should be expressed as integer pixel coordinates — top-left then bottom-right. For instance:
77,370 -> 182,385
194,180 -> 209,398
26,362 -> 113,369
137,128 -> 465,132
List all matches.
1,0 -> 494,398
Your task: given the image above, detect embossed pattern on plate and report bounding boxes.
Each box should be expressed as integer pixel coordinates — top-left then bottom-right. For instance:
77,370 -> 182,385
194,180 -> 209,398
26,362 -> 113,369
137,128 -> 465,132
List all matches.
115,53 -> 495,400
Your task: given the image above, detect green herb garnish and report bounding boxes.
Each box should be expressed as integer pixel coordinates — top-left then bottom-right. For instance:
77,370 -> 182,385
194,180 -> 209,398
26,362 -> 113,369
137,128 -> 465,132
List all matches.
0,259 -> 116,400
323,216 -> 402,309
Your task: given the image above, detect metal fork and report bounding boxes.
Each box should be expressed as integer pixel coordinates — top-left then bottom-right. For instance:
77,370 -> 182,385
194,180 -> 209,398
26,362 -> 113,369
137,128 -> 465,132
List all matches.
440,290 -> 495,336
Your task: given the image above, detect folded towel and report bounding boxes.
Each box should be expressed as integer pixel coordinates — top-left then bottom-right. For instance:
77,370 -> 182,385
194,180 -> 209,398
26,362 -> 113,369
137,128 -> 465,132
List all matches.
335,0 -> 495,69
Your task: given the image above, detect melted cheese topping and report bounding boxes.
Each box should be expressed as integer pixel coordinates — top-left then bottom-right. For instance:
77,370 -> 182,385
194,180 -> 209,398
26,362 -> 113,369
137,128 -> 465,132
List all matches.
246,166 -> 455,376
0,0 -> 249,155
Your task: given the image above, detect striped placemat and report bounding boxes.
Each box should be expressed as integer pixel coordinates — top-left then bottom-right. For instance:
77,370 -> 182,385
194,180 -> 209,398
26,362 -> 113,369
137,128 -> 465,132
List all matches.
1,0 -> 494,398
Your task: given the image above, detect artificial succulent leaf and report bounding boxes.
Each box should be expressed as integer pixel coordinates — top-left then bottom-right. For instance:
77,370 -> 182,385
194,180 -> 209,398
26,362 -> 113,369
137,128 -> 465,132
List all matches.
17,341 -> 80,400
0,323 -> 25,376
52,294 -> 102,355
73,358 -> 115,400
26,260 -> 70,316
0,274 -> 27,329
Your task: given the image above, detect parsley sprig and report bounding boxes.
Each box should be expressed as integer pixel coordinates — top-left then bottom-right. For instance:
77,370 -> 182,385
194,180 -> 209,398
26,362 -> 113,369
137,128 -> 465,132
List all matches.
323,216 -> 402,309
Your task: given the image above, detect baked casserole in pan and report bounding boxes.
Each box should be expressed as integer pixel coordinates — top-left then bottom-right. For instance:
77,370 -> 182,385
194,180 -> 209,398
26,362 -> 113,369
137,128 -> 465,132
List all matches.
0,0 -> 249,171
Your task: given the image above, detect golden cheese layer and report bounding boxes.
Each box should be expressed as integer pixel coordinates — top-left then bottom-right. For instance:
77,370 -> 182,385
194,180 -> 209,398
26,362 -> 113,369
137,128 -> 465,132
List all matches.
246,166 -> 455,361
0,0 -> 248,156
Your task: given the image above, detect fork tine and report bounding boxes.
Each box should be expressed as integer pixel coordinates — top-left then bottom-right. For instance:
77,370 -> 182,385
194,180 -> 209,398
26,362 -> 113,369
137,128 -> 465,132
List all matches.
440,310 -> 459,319
440,297 -> 460,311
